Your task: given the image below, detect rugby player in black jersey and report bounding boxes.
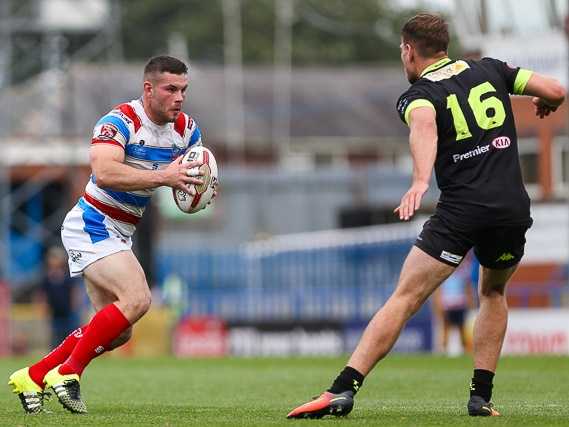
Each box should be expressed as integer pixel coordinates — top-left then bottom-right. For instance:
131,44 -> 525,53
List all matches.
287,12 -> 565,419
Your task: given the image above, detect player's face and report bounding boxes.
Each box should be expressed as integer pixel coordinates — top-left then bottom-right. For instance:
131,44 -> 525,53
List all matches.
146,72 -> 188,125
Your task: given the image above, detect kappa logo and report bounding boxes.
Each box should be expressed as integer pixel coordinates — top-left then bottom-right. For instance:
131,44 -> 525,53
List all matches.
495,252 -> 515,262
492,136 -> 511,149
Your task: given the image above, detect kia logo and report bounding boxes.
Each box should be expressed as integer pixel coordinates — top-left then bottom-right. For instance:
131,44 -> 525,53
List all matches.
492,136 -> 511,149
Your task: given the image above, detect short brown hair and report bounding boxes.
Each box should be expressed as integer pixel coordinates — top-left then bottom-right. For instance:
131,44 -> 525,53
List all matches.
401,13 -> 450,58
143,55 -> 188,81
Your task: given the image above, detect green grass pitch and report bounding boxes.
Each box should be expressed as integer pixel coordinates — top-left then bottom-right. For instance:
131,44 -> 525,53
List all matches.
1,354 -> 568,426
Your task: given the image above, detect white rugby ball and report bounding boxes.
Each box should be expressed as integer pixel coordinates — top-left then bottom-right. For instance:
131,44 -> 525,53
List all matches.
173,146 -> 218,214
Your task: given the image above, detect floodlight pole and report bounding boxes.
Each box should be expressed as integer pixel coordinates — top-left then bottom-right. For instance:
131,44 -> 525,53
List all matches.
221,0 -> 246,165
0,0 -> 12,282
273,0 -> 294,164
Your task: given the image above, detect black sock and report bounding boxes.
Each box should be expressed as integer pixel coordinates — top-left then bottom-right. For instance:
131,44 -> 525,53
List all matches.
328,366 -> 365,395
470,369 -> 494,402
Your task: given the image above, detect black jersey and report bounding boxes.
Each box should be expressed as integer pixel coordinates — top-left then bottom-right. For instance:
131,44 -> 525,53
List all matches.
396,57 -> 533,227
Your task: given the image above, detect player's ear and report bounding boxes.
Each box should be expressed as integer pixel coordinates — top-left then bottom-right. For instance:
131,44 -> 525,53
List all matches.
405,44 -> 415,60
143,81 -> 153,96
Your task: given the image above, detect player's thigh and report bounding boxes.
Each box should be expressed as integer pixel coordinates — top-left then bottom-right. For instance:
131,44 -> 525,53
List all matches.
394,246 -> 456,308
82,249 -> 150,312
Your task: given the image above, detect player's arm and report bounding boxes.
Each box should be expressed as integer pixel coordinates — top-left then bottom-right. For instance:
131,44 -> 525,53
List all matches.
90,143 -> 203,194
521,73 -> 566,119
394,105 -> 438,221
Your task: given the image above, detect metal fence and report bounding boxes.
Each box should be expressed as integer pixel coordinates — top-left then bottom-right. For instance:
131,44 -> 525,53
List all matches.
155,220 -> 569,324
156,223 -> 420,322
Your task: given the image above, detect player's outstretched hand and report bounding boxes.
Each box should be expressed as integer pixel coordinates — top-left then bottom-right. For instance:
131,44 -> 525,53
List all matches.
394,182 -> 429,221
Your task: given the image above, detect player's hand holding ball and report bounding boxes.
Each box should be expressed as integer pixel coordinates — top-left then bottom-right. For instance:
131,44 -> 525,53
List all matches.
173,146 -> 219,214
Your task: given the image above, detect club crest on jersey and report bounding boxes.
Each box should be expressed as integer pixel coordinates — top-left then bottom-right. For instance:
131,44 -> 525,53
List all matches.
172,143 -> 183,157
492,136 -> 511,149
100,123 -> 118,138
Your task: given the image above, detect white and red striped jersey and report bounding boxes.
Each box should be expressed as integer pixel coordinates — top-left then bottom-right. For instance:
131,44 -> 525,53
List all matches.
81,98 -> 202,236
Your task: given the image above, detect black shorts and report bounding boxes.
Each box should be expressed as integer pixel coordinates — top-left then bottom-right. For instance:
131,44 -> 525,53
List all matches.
445,308 -> 467,326
414,214 -> 532,269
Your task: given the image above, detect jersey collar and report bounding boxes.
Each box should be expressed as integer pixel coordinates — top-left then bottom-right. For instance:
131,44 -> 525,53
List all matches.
420,57 -> 452,78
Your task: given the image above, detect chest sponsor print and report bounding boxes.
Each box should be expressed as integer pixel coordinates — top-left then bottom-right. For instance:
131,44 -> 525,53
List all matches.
492,136 -> 511,149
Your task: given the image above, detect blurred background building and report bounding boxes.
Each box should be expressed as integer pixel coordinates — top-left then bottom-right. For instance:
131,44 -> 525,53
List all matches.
1,0 -> 568,357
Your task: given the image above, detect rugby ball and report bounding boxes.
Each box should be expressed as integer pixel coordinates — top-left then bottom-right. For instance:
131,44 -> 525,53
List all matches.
173,146 -> 218,214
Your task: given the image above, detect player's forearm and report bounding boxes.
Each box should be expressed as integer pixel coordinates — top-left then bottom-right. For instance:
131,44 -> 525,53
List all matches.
524,74 -> 566,107
93,162 -> 167,191
407,107 -> 437,186
409,129 -> 437,186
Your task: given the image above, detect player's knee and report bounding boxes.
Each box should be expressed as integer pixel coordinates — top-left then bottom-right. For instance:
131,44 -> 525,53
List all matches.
479,285 -> 506,299
399,291 -> 428,316
389,294 -> 424,320
132,291 -> 152,318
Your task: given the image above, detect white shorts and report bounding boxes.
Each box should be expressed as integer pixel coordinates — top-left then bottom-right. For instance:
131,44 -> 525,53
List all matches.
61,198 -> 133,277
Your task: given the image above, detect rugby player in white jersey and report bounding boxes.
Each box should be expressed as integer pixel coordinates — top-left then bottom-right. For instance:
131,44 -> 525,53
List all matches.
9,55 -> 214,413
